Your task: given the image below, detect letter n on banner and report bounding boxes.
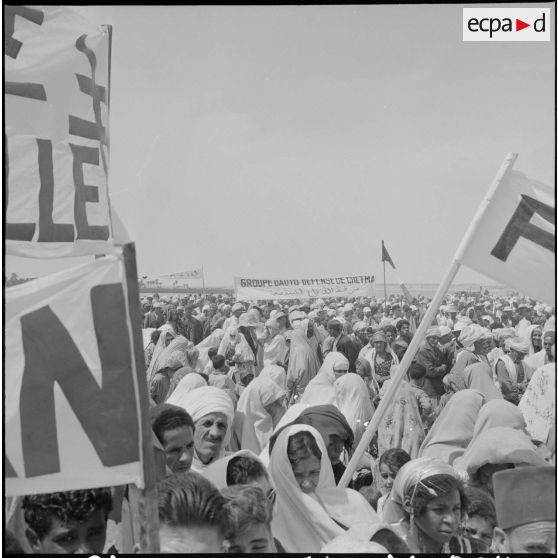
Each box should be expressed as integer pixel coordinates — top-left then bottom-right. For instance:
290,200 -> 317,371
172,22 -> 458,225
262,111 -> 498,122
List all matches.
5,246 -> 146,496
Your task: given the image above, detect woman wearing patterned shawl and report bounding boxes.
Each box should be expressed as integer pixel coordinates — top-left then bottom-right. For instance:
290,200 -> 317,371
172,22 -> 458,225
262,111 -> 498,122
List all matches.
378,364 -> 431,460
519,359 -> 556,444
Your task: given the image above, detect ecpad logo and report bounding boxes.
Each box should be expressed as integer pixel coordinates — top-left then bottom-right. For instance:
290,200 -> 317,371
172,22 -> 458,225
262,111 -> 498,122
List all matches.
463,8 -> 550,41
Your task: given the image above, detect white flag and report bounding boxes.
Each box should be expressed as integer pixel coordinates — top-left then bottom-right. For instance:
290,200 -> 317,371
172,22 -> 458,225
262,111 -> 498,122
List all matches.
459,169 -> 555,304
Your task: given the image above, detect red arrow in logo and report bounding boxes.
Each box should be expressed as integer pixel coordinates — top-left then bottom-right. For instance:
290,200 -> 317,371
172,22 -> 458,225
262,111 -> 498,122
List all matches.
516,18 -> 530,31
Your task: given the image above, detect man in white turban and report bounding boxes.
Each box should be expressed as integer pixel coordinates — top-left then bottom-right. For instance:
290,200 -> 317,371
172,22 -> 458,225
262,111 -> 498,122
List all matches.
494,337 -> 530,405
167,386 -> 235,471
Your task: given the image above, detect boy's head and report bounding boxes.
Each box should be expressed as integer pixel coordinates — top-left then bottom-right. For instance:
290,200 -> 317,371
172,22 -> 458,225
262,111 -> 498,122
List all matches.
207,347 -> 219,361
22,488 -> 112,554
158,471 -> 229,553
211,354 -> 227,371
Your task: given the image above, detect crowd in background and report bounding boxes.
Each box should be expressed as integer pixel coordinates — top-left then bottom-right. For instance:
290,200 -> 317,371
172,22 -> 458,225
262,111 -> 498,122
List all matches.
6,289 -> 556,553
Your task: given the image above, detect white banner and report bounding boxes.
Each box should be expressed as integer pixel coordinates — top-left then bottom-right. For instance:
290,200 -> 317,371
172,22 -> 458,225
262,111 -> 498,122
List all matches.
5,6 -> 118,258
5,254 -> 145,496
459,169 -> 555,304
141,268 -> 203,289
234,274 -> 375,300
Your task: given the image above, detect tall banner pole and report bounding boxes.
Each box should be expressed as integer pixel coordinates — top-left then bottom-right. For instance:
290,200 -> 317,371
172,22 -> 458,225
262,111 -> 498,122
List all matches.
122,244 -> 160,552
339,153 -> 518,487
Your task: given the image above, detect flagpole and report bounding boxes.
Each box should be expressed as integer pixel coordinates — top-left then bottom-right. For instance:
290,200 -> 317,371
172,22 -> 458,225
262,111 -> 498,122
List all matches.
339,153 -> 518,488
382,241 -> 388,305
202,266 -> 205,296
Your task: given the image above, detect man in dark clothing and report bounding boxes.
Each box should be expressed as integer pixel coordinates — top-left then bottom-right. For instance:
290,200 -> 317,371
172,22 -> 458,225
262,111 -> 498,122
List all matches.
144,302 -> 165,328
327,319 -> 359,372
181,304 -> 203,345
414,326 -> 449,405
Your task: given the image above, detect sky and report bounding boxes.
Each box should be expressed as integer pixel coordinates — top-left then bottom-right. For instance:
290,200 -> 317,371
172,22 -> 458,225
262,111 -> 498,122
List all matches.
5,3 -> 556,289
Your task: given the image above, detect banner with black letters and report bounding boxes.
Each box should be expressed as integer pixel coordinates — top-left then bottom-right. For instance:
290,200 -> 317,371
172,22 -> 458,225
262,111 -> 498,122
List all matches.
459,170 -> 554,304
5,249 -> 146,496
235,274 -> 375,300
5,6 -> 118,258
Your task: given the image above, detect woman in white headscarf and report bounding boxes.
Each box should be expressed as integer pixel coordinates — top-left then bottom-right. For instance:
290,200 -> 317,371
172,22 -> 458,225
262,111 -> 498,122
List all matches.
263,318 -> 288,367
453,426 -> 547,495
418,389 -> 485,464
286,323 -> 322,403
299,352 -> 349,406
166,345 -> 200,398
258,403 -> 309,468
382,457 -> 480,553
145,329 -> 180,384
524,324 -> 543,356
334,373 -> 373,448
166,372 -> 207,402
218,326 -> 251,363
231,376 -> 287,454
195,328 -> 224,371
149,349 -> 187,405
472,398 -> 526,443
202,449 -> 268,490
269,423 -> 380,552
166,385 -> 235,472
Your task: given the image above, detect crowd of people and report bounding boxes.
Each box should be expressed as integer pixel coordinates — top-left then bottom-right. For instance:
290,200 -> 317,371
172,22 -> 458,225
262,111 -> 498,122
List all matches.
6,290 -> 556,553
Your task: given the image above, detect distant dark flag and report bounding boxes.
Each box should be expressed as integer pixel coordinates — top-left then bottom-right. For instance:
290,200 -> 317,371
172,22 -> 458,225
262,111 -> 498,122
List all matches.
381,240 -> 396,269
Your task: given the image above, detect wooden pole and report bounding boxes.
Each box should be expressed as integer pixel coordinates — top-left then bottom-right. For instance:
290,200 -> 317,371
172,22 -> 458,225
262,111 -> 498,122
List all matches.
339,153 -> 518,487
122,243 -> 160,552
383,259 -> 387,306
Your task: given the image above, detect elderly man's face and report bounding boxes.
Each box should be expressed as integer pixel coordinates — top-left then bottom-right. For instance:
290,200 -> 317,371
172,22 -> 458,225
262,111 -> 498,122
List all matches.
194,412 -> 228,465
501,521 -> 556,553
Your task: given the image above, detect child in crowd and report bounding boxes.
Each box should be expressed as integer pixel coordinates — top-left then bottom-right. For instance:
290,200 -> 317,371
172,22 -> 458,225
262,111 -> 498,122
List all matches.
376,448 -> 411,518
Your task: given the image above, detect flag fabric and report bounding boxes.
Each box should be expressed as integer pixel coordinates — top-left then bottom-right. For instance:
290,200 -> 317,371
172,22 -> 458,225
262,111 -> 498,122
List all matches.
5,6 -> 117,258
459,169 -> 555,305
381,240 -> 396,269
399,281 -> 414,305
5,252 -> 145,496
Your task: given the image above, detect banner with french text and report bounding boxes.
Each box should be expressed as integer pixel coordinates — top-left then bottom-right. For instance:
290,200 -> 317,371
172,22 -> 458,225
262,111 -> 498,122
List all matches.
5,252 -> 146,496
234,275 -> 375,300
5,6 -> 118,258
